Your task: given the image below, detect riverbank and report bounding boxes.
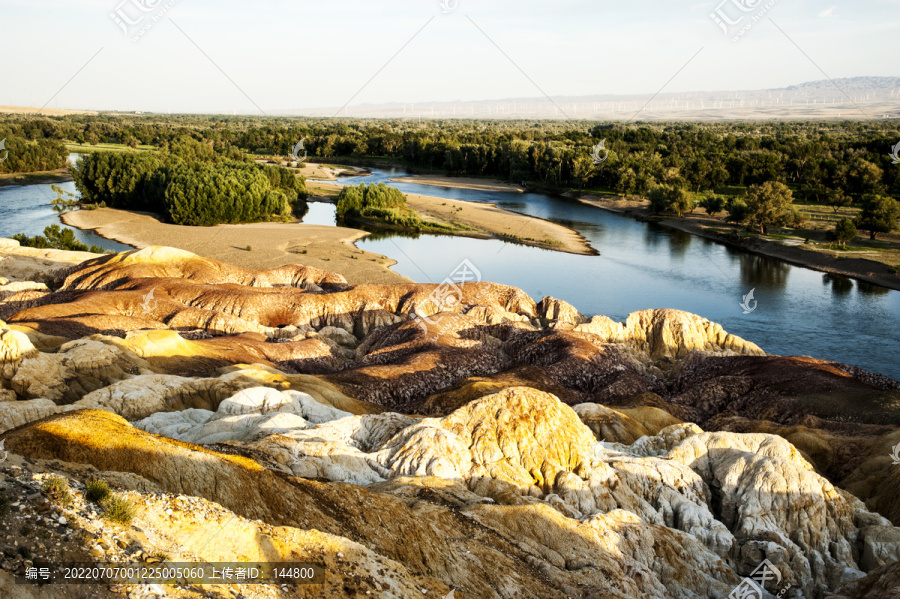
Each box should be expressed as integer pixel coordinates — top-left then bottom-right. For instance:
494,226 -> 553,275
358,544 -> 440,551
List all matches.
576,194 -> 900,292
0,168 -> 71,188
60,208 -> 412,285
389,175 -> 525,194
307,180 -> 596,256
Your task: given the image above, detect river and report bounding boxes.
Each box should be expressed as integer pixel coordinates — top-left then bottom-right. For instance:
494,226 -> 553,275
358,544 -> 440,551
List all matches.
1,163 -> 898,380
315,168 -> 900,381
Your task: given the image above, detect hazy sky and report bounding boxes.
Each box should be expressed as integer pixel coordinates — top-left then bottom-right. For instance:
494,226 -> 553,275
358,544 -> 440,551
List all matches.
1,0 -> 897,114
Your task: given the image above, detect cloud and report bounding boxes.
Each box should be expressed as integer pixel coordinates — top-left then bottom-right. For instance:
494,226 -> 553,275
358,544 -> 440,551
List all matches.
819,5 -> 837,17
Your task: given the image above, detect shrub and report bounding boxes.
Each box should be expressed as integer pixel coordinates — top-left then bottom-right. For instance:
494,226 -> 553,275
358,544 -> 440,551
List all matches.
790,209 -> 810,227
85,479 -> 111,503
42,475 -> 73,507
100,494 -> 135,524
12,224 -> 106,253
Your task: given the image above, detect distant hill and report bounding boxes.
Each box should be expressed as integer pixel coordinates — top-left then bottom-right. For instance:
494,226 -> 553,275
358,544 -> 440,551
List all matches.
287,76 -> 900,121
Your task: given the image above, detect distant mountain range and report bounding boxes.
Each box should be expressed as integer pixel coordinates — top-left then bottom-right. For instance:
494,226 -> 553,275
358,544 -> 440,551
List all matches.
287,76 -> 900,121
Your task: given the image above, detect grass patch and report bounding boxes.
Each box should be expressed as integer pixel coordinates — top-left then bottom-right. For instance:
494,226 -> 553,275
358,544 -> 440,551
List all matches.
65,143 -> 157,154
100,494 -> 136,524
85,479 -> 111,503
42,476 -> 73,507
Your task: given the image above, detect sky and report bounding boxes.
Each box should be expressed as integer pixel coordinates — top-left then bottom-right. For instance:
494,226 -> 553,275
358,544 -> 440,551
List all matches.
0,0 -> 897,114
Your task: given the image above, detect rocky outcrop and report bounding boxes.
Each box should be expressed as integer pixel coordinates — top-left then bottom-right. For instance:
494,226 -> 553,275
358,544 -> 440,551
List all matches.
6,385 -> 900,598
3,245 -> 900,598
575,308 -> 766,362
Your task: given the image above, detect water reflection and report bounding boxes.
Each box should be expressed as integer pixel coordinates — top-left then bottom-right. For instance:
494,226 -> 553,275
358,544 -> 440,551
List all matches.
822,274 -> 854,295
858,280 -> 893,296
736,253 -> 791,291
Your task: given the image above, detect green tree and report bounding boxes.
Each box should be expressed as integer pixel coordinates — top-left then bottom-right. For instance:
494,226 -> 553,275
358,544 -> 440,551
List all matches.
648,185 -> 693,217
826,189 -> 853,214
648,185 -> 671,213
699,192 -> 726,217
725,198 -> 751,224
742,181 -> 794,234
855,194 -> 900,240
832,218 -> 857,246
11,225 -> 105,253
670,187 -> 694,217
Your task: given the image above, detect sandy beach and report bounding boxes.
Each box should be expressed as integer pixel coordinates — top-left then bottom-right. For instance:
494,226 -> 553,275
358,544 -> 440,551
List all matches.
60,209 -> 412,285
308,181 -> 595,256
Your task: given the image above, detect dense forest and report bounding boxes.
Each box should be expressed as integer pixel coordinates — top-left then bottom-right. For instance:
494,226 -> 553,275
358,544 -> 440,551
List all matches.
0,130 -> 67,174
71,137 -> 308,226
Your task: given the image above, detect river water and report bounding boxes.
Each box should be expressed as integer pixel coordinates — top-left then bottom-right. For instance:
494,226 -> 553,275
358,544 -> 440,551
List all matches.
1,163 -> 897,380
318,168 -> 900,381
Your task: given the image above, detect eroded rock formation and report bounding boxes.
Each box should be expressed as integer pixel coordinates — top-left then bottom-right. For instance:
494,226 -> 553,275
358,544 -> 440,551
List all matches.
2,244 -> 900,598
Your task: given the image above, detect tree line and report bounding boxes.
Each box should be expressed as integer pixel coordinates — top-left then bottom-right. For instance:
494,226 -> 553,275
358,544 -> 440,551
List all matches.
0,133 -> 68,174
4,114 -> 898,203
3,114 -> 897,236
